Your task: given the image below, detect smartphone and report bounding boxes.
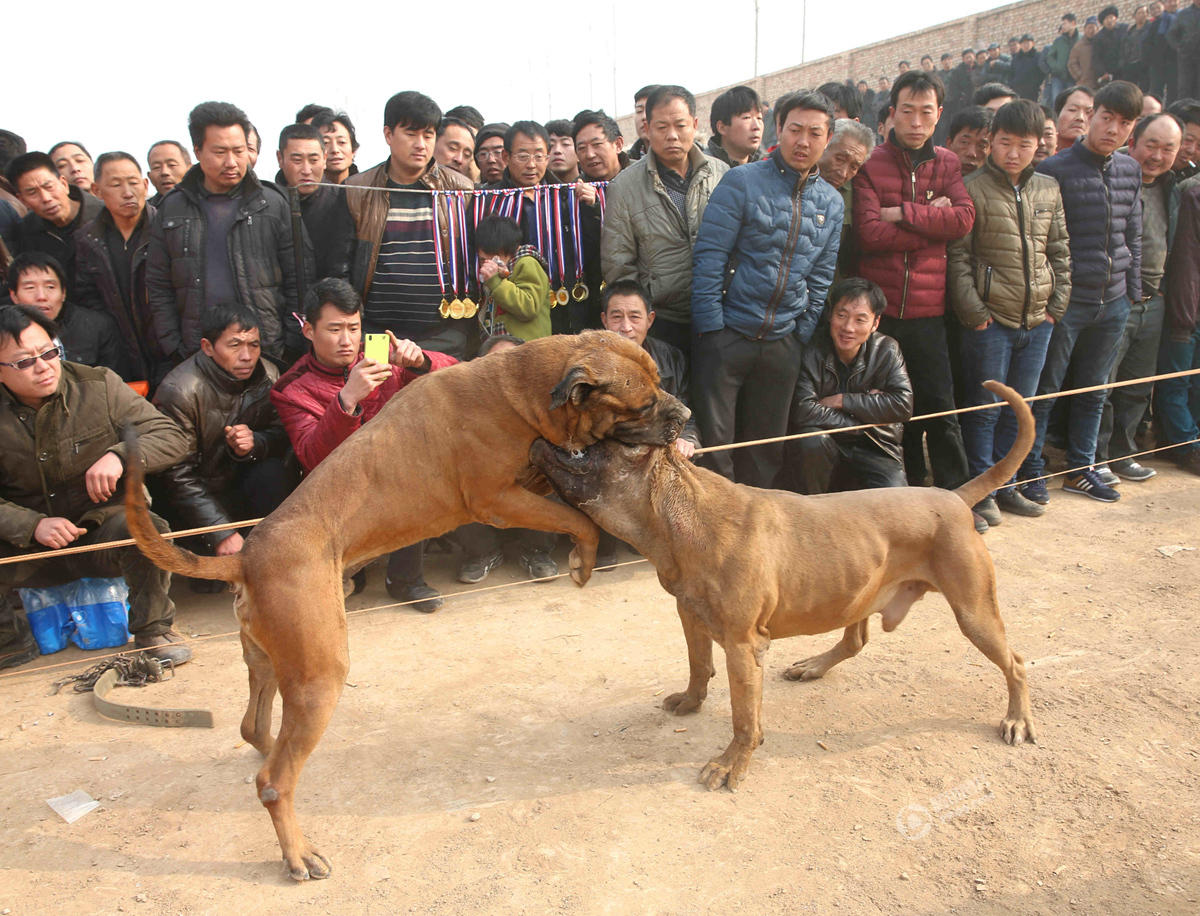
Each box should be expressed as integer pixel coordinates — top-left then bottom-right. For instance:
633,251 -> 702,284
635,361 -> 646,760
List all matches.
363,333 -> 389,364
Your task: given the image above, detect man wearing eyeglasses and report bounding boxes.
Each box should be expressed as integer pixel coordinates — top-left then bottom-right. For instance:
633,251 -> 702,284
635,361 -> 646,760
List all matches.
0,305 -> 192,669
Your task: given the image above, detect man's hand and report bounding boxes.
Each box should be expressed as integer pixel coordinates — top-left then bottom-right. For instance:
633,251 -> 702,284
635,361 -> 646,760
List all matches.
215,531 -> 244,556
674,438 -> 696,460
818,393 -> 845,410
85,452 -> 124,503
224,424 -> 255,457
386,331 -> 427,369
930,196 -> 952,208
340,356 -> 392,412
975,319 -> 992,331
34,517 -> 87,549
477,256 -> 508,284
880,206 -> 903,223
575,179 -> 597,207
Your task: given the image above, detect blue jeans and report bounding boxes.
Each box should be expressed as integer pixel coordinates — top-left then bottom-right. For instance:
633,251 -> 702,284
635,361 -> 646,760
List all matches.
1156,325 -> 1200,456
1098,295 -> 1164,463
1022,296 -> 1131,478
960,320 -> 1054,483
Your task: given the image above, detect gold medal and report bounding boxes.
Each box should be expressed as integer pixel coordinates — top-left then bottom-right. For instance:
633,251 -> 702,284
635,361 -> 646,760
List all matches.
439,298 -> 450,318
555,287 -> 570,307
461,297 -> 477,318
571,282 -> 589,302
599,280 -> 606,292
449,298 -> 465,319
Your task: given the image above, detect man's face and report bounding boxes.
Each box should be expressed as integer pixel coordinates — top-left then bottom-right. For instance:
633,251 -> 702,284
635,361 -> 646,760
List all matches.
647,97 -> 698,170
898,62 -> 910,73
201,322 -> 261,380
574,123 -> 624,180
302,304 -> 361,368
277,138 -> 326,196
1036,117 -> 1058,162
11,267 -> 66,321
921,56 -> 933,70
1084,22 -> 1099,38
963,51 -> 976,67
0,324 -> 61,407
505,132 -> 548,188
1057,90 -> 1094,142
15,167 -> 74,226
634,97 -> 649,141
97,158 -> 147,222
941,58 -> 953,71
147,143 -> 189,195
988,46 -> 1000,59
246,131 -> 260,167
1021,39 -> 1035,52
600,294 -> 653,347
817,134 -> 869,189
1176,123 -> 1200,170
475,135 -> 506,183
321,121 -> 355,180
777,107 -> 831,174
196,124 -> 249,193
990,129 -> 1039,181
548,133 -> 578,176
717,107 -> 764,159
983,94 -> 1016,113
877,77 -> 890,92
434,123 -> 475,177
1101,13 -> 1117,28
1061,18 -> 1077,35
947,127 -> 990,174
1131,117 -> 1183,181
1008,39 -> 1019,53
52,144 -> 94,192
1085,104 -> 1136,157
829,295 -> 880,362
384,122 -> 436,178
891,87 -> 941,150
1150,2 -> 1163,17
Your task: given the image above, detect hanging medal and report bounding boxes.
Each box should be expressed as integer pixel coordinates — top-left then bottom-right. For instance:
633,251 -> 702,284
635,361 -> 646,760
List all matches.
552,186 -> 570,307
456,193 -> 477,318
594,182 -> 608,292
430,191 -> 451,318
444,192 -> 464,319
569,185 -> 588,302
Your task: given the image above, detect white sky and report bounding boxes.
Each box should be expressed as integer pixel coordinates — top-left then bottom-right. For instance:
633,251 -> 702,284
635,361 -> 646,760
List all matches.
8,0 -> 1003,170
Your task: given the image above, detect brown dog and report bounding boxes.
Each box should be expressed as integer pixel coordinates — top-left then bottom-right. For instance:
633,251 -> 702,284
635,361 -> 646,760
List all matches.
124,330 -> 689,880
531,380 -> 1036,792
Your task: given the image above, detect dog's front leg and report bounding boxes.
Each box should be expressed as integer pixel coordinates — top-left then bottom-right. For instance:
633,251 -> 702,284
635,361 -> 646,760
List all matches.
663,602 -> 714,715
699,638 -> 767,791
480,486 -> 599,585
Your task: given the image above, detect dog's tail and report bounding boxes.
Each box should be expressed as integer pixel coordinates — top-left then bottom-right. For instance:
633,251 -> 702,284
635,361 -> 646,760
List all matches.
123,431 -> 244,584
954,380 -> 1036,511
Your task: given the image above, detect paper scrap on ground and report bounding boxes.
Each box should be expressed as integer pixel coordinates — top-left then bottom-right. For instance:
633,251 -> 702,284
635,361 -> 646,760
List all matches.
1155,545 -> 1195,558
46,790 -> 100,824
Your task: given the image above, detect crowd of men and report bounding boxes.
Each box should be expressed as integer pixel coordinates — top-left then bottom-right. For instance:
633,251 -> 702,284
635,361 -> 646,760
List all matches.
1,8 -> 1199,669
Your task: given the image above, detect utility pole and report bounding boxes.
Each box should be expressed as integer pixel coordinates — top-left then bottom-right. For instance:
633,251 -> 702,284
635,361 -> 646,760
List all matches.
801,0 -> 807,64
754,0 -> 760,77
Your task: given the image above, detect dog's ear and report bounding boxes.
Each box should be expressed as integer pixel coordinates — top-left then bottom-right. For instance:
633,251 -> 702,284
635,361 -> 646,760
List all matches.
550,365 -> 599,409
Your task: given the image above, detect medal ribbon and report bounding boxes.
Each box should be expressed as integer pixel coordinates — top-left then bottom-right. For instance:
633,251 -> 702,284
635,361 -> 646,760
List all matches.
570,186 -> 584,282
457,193 -> 472,293
444,190 -> 460,300
552,186 -> 567,290
429,190 -> 448,300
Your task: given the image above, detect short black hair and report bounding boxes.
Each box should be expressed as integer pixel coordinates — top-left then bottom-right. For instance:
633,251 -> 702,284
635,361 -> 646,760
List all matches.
710,85 -> 762,135
474,215 -> 524,256
147,139 -> 191,164
444,105 -> 484,133
304,277 -> 361,324
1165,99 -> 1200,128
1063,12 -> 1077,22
828,277 -> 886,316
817,82 -> 862,120
545,119 -> 574,138
383,91 -> 441,132
1131,111 -> 1184,145
941,53 -> 953,61
5,152 -> 58,190
246,124 -> 261,150
890,70 -> 945,109
8,251 -> 67,289
188,101 -> 252,150
437,117 -> 474,140
94,151 -> 141,182
505,120 -> 550,152
645,85 -> 696,121
973,83 -> 1018,106
48,140 -> 92,161
990,100 -> 1045,138
1099,4 -> 1119,20
295,103 -> 334,124
877,101 -> 892,127
634,85 -> 660,103
948,106 -> 994,140
478,334 -> 524,356
921,54 -> 933,64
475,123 -> 510,149
571,110 -> 622,143
311,110 -> 360,151
1040,104 -> 1055,121
0,129 -> 27,172
0,304 -> 57,351
1054,85 -> 1094,116
278,123 -> 324,152
600,279 -> 651,314
201,302 -> 260,344
774,90 -> 836,137
1093,80 -> 1143,121
898,60 -> 911,67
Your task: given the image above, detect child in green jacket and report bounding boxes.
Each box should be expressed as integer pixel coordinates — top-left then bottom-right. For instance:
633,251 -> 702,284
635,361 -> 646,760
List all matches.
476,215 -> 552,341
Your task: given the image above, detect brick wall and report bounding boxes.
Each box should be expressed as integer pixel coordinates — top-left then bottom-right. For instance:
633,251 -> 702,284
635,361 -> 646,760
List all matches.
617,0 -> 1144,140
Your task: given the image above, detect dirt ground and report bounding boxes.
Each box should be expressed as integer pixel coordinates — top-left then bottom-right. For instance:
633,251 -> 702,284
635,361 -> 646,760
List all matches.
1,461 -> 1199,916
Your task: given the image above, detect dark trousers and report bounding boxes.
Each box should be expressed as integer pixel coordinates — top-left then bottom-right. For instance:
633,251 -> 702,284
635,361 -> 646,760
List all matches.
878,315 -> 970,489
1155,324 -> 1200,456
0,511 -> 176,643
1178,51 -> 1200,104
691,327 -> 804,488
413,318 -> 476,361
1146,54 -> 1178,103
453,523 -> 555,559
1098,295 -> 1164,464
780,435 -> 906,494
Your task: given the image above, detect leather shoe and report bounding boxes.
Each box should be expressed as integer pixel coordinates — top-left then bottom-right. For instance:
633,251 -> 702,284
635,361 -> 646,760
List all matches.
385,577 -> 443,613
135,630 -> 193,667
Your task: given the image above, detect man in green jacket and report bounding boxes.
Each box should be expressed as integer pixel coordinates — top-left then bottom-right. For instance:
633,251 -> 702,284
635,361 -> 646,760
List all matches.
0,305 -> 192,668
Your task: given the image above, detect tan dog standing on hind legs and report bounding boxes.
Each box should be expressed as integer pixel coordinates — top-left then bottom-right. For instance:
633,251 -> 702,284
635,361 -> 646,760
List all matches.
531,380 -> 1036,791
124,330 -> 689,881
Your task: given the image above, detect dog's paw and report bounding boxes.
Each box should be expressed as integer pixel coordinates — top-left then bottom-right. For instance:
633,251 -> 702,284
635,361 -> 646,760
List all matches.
781,657 -> 828,681
663,691 -> 703,715
698,744 -> 754,792
284,846 -> 332,882
1001,715 -> 1036,746
568,547 -> 593,587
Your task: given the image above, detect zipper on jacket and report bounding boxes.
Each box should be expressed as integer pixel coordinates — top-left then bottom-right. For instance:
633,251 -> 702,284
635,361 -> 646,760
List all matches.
756,173 -> 807,339
898,164 -> 919,318
983,265 -> 992,303
1015,184 -> 1031,328
1102,160 -> 1113,292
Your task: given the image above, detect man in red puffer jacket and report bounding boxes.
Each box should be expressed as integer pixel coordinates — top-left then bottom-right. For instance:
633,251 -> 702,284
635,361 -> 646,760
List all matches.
853,70 -> 975,500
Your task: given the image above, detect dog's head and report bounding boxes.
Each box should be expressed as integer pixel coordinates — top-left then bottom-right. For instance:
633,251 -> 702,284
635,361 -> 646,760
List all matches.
545,331 -> 690,450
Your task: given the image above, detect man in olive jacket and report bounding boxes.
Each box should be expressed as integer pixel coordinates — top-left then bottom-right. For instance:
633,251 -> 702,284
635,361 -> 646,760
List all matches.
0,305 -> 192,668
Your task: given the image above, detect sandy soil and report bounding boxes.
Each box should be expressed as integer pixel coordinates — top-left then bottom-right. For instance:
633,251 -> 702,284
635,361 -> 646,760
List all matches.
1,461 -> 1198,915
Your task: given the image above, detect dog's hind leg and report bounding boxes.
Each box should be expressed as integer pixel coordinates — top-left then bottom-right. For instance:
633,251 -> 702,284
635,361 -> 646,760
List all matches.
663,602 -> 715,715
240,630 -> 278,756
699,634 -> 768,792
782,619 -> 870,682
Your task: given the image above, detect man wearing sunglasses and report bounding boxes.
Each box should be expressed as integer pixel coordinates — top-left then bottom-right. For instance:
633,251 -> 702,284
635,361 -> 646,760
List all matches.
0,305 -> 191,669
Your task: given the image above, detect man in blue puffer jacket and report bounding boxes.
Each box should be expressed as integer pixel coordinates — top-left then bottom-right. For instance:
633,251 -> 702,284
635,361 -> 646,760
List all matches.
691,90 -> 844,488
1020,80 -> 1144,505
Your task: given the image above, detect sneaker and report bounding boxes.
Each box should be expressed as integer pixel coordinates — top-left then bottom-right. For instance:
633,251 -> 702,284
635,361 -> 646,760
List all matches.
995,487 -> 1046,517
1062,468 -> 1121,502
521,549 -> 558,581
458,549 -> 505,584
1020,479 -> 1050,505
1110,459 -> 1156,482
1093,464 -> 1121,487
134,630 -> 193,667
974,496 -> 1002,527
385,577 -> 443,613
1174,449 -> 1200,476
972,511 -> 989,534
